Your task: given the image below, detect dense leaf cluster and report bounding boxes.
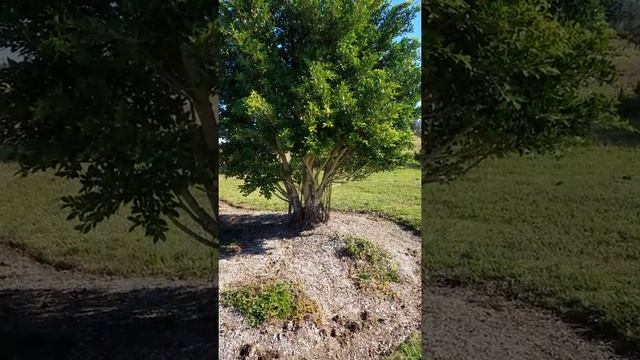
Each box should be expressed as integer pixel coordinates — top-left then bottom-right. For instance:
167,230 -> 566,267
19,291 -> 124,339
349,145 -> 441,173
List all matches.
423,0 -> 623,184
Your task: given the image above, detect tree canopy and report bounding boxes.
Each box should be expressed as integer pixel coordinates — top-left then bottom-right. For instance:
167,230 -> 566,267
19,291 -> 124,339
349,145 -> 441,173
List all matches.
0,0 -> 220,246
422,0 -> 625,184
220,0 -> 420,224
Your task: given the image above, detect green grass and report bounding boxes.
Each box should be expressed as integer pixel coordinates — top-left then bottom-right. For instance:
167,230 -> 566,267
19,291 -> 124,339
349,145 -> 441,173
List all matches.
387,333 -> 421,360
0,162 -> 215,279
221,280 -> 319,327
423,145 -> 640,344
343,235 -> 401,291
220,167 -> 421,230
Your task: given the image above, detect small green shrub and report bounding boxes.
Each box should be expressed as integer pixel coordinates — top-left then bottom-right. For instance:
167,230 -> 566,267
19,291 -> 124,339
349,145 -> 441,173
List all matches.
387,333 -> 421,360
343,235 -> 401,291
222,280 -> 318,327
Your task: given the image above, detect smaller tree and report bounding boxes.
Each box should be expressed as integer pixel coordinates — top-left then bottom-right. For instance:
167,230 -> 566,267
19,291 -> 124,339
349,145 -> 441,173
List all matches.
221,0 -> 420,225
422,0 -> 625,184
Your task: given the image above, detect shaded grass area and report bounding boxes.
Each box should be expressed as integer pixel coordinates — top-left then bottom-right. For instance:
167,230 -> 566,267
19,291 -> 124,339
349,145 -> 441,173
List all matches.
423,145 -> 640,346
387,332 -> 421,360
0,163 -> 215,279
342,235 -> 401,292
220,167 -> 421,230
221,280 -> 318,327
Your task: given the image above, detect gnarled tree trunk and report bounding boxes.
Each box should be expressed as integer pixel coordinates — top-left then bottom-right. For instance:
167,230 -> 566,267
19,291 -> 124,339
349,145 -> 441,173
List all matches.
280,152 -> 343,227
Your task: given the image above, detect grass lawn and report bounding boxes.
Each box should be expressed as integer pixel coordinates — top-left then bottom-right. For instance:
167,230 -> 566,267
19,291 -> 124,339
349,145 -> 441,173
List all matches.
0,162 -> 215,279
423,145 -> 640,345
220,167 -> 421,230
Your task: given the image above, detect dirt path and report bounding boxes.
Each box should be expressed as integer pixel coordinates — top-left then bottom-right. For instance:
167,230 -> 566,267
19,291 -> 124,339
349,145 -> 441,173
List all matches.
424,285 -> 636,360
0,243 -> 216,360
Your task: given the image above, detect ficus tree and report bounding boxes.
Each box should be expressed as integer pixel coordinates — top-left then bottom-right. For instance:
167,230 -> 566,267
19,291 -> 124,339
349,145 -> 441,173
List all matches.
422,0 -> 626,185
220,0 -> 420,225
0,1 -> 220,247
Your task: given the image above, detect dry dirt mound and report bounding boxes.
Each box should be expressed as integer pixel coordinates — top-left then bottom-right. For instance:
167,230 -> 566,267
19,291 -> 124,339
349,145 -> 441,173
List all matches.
218,203 -> 422,360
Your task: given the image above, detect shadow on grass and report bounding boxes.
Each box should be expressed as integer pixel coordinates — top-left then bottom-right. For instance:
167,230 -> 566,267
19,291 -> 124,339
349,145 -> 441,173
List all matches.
0,286 -> 217,360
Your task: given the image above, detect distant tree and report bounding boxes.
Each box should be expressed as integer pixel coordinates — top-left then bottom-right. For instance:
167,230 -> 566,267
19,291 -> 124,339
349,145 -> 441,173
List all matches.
423,0 -> 625,184
0,1 -> 219,247
220,0 -> 420,225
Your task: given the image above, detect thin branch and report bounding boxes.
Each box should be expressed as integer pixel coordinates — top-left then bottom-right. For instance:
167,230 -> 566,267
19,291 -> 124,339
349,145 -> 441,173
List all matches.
423,118 -> 484,165
318,147 -> 349,193
178,188 -> 217,234
173,192 -> 203,226
168,215 -> 216,248
273,183 -> 291,203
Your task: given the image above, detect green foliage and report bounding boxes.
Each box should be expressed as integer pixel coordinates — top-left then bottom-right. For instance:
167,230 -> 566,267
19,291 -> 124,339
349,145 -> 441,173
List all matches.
343,235 -> 401,291
0,1 -> 219,245
423,0 -> 624,184
220,0 -> 419,218
222,280 -> 319,327
387,333 -> 422,360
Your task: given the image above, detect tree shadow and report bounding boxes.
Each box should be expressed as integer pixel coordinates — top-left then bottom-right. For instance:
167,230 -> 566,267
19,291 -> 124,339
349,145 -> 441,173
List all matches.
219,211 -> 307,259
0,286 -> 217,360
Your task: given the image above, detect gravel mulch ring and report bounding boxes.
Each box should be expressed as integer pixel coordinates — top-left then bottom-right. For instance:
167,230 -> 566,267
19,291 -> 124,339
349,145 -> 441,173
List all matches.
219,203 -> 422,360
0,243 -> 217,360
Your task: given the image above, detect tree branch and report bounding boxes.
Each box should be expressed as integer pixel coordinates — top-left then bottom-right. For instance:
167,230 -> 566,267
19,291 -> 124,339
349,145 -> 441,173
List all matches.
168,215 -> 217,248
177,188 -> 217,237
